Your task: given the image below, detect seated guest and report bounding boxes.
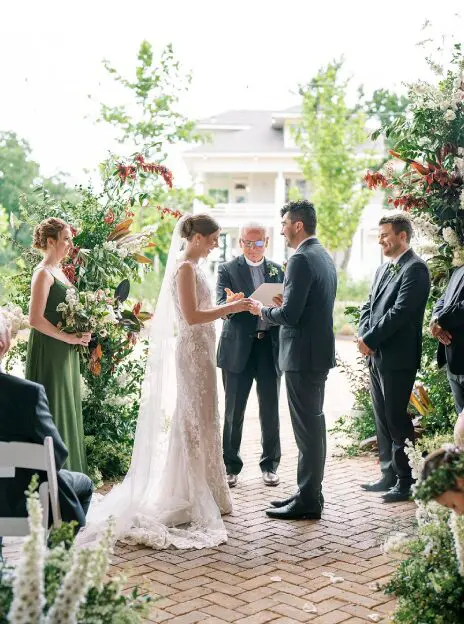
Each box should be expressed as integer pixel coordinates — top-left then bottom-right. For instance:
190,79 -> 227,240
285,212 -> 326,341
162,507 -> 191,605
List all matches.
415,445 -> 464,514
0,312 -> 93,532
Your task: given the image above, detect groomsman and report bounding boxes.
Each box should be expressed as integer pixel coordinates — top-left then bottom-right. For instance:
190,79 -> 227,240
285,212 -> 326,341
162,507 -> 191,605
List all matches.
430,264 -> 464,413
217,222 -> 284,488
358,214 -> 430,502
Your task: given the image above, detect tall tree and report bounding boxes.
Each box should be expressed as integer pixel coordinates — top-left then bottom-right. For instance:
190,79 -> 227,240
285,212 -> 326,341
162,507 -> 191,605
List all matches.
294,60 -> 373,267
98,41 -> 209,266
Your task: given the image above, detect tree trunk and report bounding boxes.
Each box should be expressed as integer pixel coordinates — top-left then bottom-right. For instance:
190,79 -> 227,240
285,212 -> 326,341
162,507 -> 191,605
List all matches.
340,246 -> 352,271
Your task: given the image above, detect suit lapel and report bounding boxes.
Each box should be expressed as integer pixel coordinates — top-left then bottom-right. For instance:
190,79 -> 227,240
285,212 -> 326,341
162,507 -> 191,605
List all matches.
372,264 -> 392,304
263,258 -> 275,283
447,266 -> 464,306
237,255 -> 255,296
373,249 -> 414,305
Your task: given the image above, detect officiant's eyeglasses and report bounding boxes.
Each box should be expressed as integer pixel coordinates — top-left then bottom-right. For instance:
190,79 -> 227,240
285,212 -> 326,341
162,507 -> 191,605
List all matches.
240,239 -> 265,248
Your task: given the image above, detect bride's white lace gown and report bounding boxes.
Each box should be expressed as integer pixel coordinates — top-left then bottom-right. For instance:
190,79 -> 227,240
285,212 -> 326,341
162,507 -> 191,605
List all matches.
79,260 -> 232,550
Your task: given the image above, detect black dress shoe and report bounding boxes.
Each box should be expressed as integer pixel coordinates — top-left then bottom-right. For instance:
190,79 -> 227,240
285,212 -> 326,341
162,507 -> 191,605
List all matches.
382,483 -> 412,503
227,474 -> 238,488
360,476 -> 396,492
271,493 -> 324,510
270,494 -> 297,508
266,500 -> 321,520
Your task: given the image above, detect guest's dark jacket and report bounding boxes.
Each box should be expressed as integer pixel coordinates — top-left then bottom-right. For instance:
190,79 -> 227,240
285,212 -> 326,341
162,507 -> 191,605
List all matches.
0,372 -> 87,527
359,249 -> 430,371
261,238 -> 337,372
216,256 -> 284,374
432,265 -> 464,374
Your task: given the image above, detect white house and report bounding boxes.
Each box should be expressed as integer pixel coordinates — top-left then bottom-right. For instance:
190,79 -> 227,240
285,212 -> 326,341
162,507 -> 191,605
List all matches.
182,107 -> 386,279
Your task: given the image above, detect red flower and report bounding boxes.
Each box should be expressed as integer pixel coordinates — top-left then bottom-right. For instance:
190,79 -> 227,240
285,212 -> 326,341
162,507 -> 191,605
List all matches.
62,264 -> 77,284
104,210 -> 115,224
155,205 -> 183,220
132,302 -> 141,316
70,225 -> 78,237
364,170 -> 389,189
127,332 -> 138,346
116,163 -> 137,183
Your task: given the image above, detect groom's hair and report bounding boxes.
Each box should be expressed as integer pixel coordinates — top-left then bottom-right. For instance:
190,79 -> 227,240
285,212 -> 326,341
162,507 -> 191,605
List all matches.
379,213 -> 413,242
281,200 -> 316,235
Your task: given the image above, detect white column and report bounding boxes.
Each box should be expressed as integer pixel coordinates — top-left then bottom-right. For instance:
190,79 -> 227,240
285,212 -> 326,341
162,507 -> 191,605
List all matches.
273,171 -> 286,262
192,173 -> 205,214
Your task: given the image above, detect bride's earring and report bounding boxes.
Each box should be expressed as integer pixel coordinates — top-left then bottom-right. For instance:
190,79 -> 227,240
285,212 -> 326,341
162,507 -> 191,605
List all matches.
196,241 -> 200,246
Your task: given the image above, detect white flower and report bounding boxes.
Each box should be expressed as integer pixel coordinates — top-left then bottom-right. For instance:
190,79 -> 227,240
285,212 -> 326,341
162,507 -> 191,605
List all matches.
452,248 -> 464,268
115,372 -> 130,387
382,532 -> 411,554
449,511 -> 464,576
461,188 -> 464,211
444,109 -> 457,122
117,247 -> 129,259
442,227 -> 460,248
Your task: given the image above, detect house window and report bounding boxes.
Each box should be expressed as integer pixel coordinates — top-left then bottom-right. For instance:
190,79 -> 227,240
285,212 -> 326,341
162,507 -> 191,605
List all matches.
233,183 -> 248,204
209,188 -> 229,204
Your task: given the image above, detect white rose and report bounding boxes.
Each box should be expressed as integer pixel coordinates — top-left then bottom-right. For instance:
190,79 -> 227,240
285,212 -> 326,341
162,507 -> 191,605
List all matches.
444,109 -> 457,122
443,226 -> 460,247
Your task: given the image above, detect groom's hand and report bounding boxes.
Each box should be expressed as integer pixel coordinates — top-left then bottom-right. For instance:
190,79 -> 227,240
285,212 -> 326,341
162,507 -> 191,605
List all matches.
249,299 -> 263,316
225,287 -> 244,303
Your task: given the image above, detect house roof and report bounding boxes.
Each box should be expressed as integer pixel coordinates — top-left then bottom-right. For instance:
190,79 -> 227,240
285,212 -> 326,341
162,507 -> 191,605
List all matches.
190,109 -> 300,154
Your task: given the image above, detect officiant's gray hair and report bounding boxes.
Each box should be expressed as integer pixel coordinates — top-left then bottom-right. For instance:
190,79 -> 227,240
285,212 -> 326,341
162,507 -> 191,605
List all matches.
239,221 -> 268,238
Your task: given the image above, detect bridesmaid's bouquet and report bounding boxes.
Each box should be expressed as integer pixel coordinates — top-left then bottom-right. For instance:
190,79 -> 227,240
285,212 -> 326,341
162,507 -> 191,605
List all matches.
56,287 -> 118,340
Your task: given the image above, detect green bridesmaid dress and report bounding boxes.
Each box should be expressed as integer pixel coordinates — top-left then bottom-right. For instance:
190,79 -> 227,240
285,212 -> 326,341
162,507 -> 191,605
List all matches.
26,272 -> 87,474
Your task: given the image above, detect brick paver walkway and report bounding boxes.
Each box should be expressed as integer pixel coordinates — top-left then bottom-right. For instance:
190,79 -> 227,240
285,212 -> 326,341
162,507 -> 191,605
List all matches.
109,339 -> 416,624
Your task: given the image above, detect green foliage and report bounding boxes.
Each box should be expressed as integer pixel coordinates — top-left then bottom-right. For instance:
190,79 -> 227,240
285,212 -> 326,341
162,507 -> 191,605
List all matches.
97,40 -> 212,270
294,59 -> 374,253
364,88 -> 409,151
330,354 -> 376,456
384,512 -> 464,623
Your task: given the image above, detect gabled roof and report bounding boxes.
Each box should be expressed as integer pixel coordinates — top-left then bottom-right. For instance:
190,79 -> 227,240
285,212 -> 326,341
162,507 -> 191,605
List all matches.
190,109 -> 300,154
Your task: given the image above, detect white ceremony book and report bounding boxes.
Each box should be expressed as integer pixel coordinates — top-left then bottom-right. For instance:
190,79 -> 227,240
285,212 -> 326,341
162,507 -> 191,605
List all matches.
251,283 -> 283,306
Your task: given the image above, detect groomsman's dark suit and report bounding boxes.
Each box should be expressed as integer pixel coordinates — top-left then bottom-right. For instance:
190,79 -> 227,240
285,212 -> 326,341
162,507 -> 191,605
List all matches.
0,372 -> 93,530
432,265 -> 464,412
261,238 -> 337,516
359,249 -> 430,493
217,255 -> 284,479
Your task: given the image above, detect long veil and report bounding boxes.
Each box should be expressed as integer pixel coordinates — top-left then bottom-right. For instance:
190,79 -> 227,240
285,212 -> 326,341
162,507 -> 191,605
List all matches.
78,214 -> 228,549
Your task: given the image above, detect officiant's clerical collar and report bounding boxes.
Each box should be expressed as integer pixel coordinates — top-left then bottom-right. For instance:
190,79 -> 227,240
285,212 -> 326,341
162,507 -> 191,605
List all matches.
244,257 -> 265,267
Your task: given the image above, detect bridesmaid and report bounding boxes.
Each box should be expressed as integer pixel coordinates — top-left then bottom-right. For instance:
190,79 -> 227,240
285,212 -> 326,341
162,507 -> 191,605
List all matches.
26,217 -> 91,473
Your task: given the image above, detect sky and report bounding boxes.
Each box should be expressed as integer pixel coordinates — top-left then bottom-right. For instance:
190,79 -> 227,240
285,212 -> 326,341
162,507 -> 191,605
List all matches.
1,0 -> 463,186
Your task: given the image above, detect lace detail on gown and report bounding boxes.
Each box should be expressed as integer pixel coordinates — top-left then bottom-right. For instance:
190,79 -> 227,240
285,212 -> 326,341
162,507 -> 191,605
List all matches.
79,261 -> 232,550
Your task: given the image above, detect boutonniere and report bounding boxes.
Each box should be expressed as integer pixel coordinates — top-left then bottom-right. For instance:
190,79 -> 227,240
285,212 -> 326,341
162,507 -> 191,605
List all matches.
282,261 -> 287,273
389,262 -> 401,276
268,265 -> 279,278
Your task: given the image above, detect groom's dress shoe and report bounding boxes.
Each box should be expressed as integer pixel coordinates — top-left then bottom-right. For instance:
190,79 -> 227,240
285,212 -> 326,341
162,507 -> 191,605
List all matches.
266,500 -> 321,520
382,483 -> 412,503
360,476 -> 396,492
271,493 -> 324,509
262,471 -> 280,486
227,474 -> 238,488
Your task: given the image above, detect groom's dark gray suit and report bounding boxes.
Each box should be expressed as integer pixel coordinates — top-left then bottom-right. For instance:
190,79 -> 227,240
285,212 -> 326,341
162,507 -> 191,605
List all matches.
261,238 -> 337,509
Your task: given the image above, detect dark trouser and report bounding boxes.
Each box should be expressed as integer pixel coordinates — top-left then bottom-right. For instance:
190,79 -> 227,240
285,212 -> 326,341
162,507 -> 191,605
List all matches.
447,368 -> 464,414
369,363 -> 416,485
285,369 -> 328,509
222,333 -> 281,475
60,469 -> 93,529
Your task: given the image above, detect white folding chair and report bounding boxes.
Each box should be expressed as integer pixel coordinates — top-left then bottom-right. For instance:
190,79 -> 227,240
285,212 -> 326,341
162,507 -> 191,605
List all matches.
0,436 -> 62,541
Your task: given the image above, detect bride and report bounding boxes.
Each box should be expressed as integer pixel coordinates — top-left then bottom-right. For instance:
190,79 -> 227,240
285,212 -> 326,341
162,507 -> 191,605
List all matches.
79,213 -> 254,549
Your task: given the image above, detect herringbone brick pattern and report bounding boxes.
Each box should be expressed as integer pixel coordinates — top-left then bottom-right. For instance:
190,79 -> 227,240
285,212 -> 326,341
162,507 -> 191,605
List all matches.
109,339 -> 416,623
2,340 -> 416,622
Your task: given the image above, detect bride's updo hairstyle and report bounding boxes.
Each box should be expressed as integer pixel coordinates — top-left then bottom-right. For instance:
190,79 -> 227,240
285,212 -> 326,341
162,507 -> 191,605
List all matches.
179,214 -> 220,240
33,217 -> 68,251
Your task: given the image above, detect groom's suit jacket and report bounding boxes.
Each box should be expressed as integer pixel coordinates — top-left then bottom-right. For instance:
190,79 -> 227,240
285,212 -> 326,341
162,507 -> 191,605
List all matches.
432,265 -> 464,374
216,255 -> 284,374
261,238 -> 337,372
0,372 -> 88,527
359,249 -> 430,371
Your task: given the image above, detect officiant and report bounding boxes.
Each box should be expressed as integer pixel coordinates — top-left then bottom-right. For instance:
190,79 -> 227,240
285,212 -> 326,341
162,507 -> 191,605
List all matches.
217,222 -> 284,488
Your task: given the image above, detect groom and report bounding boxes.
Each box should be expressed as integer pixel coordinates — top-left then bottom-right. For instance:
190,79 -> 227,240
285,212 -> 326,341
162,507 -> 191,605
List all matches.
251,200 -> 337,520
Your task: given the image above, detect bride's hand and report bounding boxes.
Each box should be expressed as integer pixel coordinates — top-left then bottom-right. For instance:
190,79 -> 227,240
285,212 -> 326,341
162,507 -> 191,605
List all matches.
230,298 -> 255,313
66,332 -> 92,346
224,287 -> 244,303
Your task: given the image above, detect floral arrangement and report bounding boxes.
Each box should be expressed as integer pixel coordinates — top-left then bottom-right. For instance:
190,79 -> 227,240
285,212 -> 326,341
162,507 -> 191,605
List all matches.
6,151 -> 183,482
0,477 -> 150,623
0,303 -> 29,340
364,42 -> 464,279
